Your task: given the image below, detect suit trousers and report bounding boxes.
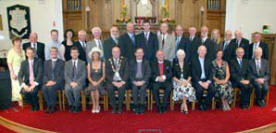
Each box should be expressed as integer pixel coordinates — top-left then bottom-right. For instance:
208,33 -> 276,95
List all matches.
65,84 -> 82,107
152,82 -> 172,107
22,86 -> 39,107
42,84 -> 61,107
132,83 -> 147,106
232,82 -> 252,105
252,82 -> 269,101
192,81 -> 214,106
107,84 -> 126,108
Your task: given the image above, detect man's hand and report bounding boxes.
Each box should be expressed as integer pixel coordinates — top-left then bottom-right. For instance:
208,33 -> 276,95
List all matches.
135,81 -> 145,86
200,82 -> 209,89
70,82 -> 78,88
256,78 -> 265,84
46,81 -> 56,87
158,76 -> 165,82
240,80 -> 250,85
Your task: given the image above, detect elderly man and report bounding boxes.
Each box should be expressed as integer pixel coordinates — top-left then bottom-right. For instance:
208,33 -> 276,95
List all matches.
231,30 -> 250,59
86,27 -> 104,62
151,50 -> 173,113
23,32 -> 45,61
230,47 -> 252,109
191,45 -> 214,111
188,26 -> 201,61
220,30 -> 237,63
136,21 -> 158,61
45,29 -> 62,60
157,23 -> 176,62
249,32 -> 269,60
73,30 -> 87,62
174,25 -> 189,61
200,26 -> 216,60
103,26 -> 120,59
248,47 -> 270,107
119,22 -> 137,61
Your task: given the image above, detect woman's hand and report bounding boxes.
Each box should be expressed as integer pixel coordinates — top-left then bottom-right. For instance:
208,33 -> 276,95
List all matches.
11,73 -> 17,80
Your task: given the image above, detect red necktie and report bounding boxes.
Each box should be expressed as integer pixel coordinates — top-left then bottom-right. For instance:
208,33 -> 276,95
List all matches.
158,63 -> 163,76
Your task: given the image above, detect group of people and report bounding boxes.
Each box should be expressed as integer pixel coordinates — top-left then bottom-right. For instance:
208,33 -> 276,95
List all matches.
7,21 -> 270,115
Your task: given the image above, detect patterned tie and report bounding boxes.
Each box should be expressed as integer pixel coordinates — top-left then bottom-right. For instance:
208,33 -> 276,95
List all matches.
257,60 -> 261,75
72,61 -> 77,81
51,61 -> 56,80
29,61 -> 35,86
162,35 -> 165,49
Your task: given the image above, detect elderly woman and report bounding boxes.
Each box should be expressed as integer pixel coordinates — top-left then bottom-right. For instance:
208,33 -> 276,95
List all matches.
86,47 -> 105,113
7,37 -> 25,106
172,49 -> 196,114
212,50 -> 234,111
86,27 -> 104,62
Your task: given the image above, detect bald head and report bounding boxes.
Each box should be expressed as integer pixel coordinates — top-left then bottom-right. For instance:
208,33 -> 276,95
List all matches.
236,47 -> 244,59
29,32 -> 38,43
78,30 -> 87,41
175,25 -> 184,37
254,47 -> 263,59
198,45 -> 207,58
126,22 -> 134,33
156,50 -> 165,61
189,27 -> 197,37
201,26 -> 208,38
234,29 -> 242,40
110,26 -> 119,38
225,30 -> 232,41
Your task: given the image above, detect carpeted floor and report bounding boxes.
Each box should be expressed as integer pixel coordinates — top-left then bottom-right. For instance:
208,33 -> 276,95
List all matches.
0,86 -> 276,133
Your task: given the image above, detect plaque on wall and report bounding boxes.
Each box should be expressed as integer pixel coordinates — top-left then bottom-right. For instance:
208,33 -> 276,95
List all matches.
7,4 -> 31,39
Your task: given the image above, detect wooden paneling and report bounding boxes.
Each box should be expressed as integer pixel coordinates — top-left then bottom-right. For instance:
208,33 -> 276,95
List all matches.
0,15 -> 3,30
260,34 -> 276,85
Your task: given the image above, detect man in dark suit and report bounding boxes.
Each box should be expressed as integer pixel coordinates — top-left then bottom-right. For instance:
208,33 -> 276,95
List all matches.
188,26 -> 201,63
18,47 -> 43,111
64,47 -> 87,113
248,47 -> 270,107
174,25 -> 190,62
22,32 -> 45,61
200,26 -> 216,60
73,30 -> 87,62
249,32 -> 269,60
221,30 -> 237,63
151,50 -> 173,113
105,46 -> 129,114
42,47 -> 65,113
118,22 -> 137,61
191,45 -> 214,111
129,48 -> 151,115
230,47 -> 252,109
103,26 -> 120,59
136,21 -> 158,61
231,30 -> 250,59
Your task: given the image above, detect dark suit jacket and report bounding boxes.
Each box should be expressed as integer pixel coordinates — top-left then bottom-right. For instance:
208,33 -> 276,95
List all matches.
172,59 -> 191,80
136,31 -> 158,61
231,38 -> 250,59
129,59 -> 151,83
22,42 -> 45,61
188,36 -> 202,62
230,58 -> 250,83
151,60 -> 172,83
73,41 -> 87,62
201,38 -> 216,60
191,57 -> 213,83
118,33 -> 137,61
105,57 -> 129,84
103,37 -> 118,59
220,40 -> 237,63
18,58 -> 43,86
249,41 -> 269,60
175,36 -> 191,62
43,59 -> 65,87
64,59 -> 86,88
248,59 -> 270,87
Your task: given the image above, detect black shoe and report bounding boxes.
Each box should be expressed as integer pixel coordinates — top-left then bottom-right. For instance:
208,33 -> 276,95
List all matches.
256,100 -> 263,107
117,107 -> 122,114
133,105 -> 139,115
199,104 -> 205,111
32,105 -> 39,111
140,105 -> 145,115
73,106 -> 80,113
69,106 -> 74,112
49,106 -> 56,114
112,107 -> 117,114
162,106 -> 167,113
157,106 -> 162,114
203,104 -> 208,111
261,100 -> 266,107
45,107 -> 50,113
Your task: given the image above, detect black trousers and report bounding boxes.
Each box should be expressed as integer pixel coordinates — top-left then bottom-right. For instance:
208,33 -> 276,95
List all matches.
21,86 -> 39,107
192,81 -> 214,106
152,82 -> 172,107
131,83 -> 147,106
232,82 -> 252,105
42,83 -> 62,107
107,84 -> 126,108
252,82 -> 269,101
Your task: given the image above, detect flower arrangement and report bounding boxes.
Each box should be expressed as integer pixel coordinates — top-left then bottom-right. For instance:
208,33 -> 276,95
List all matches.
159,6 -> 175,25
116,4 -> 131,25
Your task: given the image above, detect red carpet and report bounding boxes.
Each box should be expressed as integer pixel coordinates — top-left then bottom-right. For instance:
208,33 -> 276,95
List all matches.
1,86 -> 276,133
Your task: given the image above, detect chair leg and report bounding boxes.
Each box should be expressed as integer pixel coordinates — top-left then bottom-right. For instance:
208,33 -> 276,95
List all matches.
104,94 -> 108,111
192,101 -> 196,111
150,92 -> 153,111
212,98 -> 216,110
21,94 -> 24,109
62,90 -> 66,110
81,90 -> 86,111
232,88 -> 238,108
126,90 -> 130,111
38,91 -> 44,111
250,89 -> 255,107
57,90 -> 62,111
170,97 -> 174,111
266,90 -> 269,105
147,90 -> 150,111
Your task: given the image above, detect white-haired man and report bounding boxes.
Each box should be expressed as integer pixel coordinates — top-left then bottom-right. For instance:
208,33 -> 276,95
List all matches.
103,26 -> 120,59
86,27 -> 103,62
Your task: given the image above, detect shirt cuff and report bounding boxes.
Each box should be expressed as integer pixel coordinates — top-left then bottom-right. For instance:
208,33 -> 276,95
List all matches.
34,81 -> 39,86
163,75 -> 166,81
20,83 -> 26,88
198,81 -> 202,84
155,77 -> 159,82
207,80 -> 211,84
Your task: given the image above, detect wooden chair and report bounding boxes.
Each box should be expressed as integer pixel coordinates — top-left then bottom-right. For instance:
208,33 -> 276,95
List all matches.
125,89 -> 151,111
150,89 -> 174,111
250,88 -> 270,107
21,90 -> 43,111
62,90 -> 86,111
83,90 -> 109,111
